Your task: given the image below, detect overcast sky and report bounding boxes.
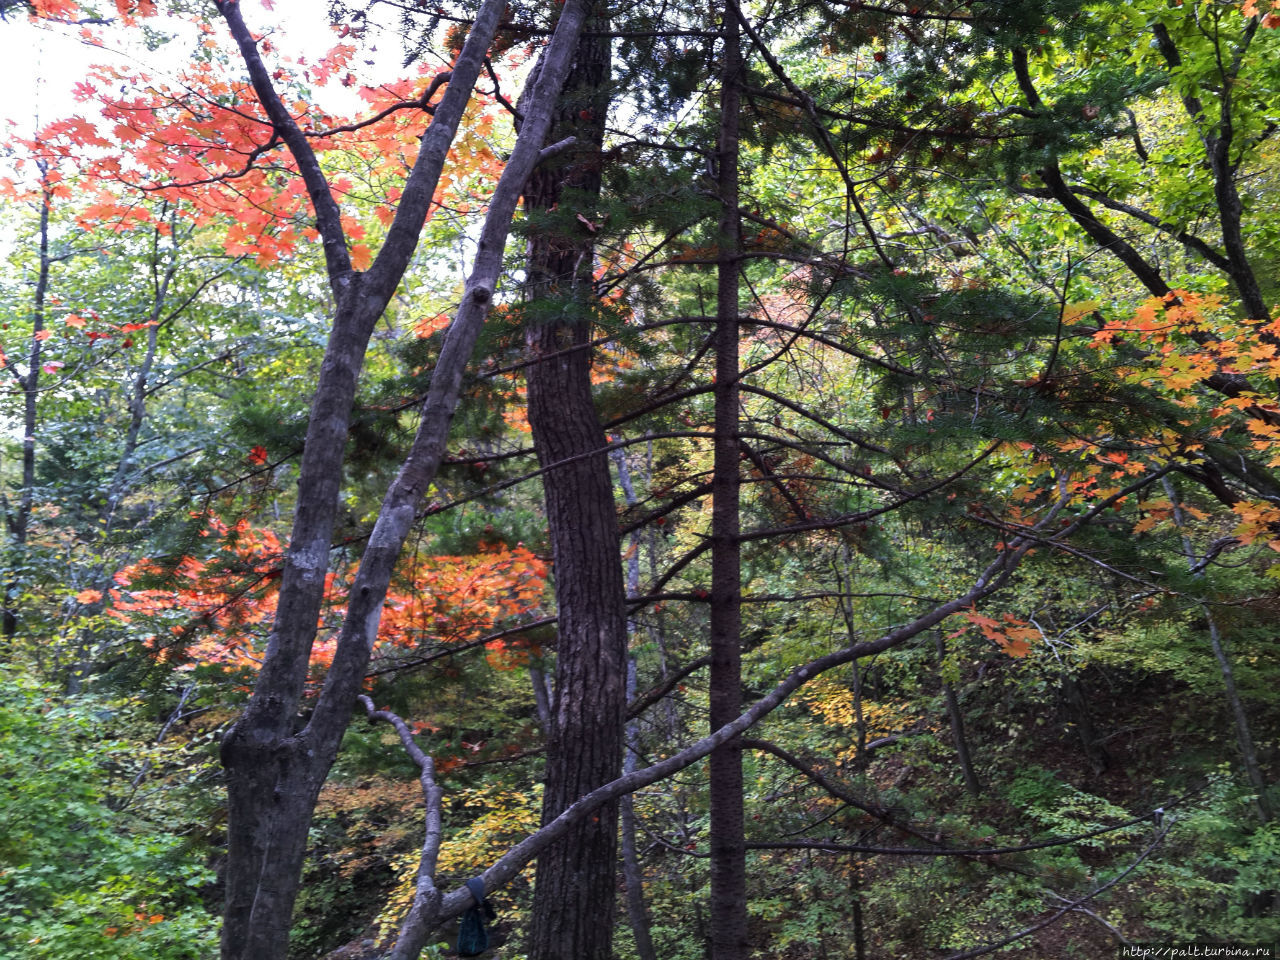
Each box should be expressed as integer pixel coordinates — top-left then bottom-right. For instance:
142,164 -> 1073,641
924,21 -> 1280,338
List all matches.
0,1 -> 410,136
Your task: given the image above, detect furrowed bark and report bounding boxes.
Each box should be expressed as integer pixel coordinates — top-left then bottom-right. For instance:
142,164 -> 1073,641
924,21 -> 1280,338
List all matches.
214,0 -> 593,955
709,3 -> 748,958
522,9 -> 628,959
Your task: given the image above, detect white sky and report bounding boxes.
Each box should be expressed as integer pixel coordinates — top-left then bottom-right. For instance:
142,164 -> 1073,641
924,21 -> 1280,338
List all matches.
0,1 -> 412,134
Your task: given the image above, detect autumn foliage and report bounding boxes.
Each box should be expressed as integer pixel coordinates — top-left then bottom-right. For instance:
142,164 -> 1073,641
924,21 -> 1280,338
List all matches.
111,517 -> 548,676
3,1 -> 513,269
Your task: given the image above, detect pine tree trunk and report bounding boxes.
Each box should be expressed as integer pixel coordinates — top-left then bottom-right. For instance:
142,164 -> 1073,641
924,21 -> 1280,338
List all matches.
523,13 -> 629,960
708,5 -> 749,958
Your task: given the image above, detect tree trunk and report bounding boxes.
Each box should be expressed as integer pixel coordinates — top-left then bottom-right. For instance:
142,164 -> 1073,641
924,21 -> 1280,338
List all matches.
708,5 -> 749,958
1161,476 -> 1272,824
1204,610 -> 1272,824
935,632 -> 981,797
523,12 -> 629,960
1060,674 -> 1109,776
212,0 -> 594,954
3,163 -> 51,640
614,447 -> 659,960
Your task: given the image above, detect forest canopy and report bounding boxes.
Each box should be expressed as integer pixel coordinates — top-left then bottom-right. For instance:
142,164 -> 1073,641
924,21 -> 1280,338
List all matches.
1,0 -> 1278,958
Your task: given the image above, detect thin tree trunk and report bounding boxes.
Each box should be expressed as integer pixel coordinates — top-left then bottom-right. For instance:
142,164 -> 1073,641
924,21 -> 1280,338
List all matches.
1149,20 -> 1269,321
3,163 -> 51,640
1205,612 -> 1272,824
98,211 -> 177,538
614,446 -> 659,960
523,10 -> 628,960
1060,674 -> 1109,776
709,4 -> 748,958
849,859 -> 866,960
530,662 -> 554,733
68,208 -> 183,692
621,658 -> 659,960
1161,476 -> 1272,824
834,553 -> 868,757
935,632 -> 981,797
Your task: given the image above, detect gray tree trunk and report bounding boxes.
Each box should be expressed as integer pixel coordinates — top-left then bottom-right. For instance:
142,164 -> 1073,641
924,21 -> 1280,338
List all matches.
212,1 -> 594,954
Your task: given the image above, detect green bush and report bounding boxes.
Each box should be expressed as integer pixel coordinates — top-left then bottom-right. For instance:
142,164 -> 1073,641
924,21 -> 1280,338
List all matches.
0,671 -> 218,960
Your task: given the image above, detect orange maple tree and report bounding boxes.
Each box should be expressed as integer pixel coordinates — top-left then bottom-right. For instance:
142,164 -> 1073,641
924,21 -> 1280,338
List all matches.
110,516 -> 548,676
7,1 -> 512,267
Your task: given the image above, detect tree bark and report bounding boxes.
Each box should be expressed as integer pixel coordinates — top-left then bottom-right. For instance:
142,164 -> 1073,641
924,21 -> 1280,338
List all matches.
523,12 -> 630,959
211,0 -> 594,954
709,5 -> 749,958
2,163 -> 51,640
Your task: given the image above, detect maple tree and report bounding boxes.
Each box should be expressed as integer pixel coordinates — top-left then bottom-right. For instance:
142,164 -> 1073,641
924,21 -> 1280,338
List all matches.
110,516 -> 549,681
11,0 -> 600,953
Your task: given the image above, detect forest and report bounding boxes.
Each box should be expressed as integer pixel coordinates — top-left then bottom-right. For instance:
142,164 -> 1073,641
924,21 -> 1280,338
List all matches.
1,0 -> 1278,957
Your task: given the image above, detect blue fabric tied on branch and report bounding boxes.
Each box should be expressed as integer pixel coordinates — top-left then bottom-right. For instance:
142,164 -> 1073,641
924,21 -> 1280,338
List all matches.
457,877 -> 495,956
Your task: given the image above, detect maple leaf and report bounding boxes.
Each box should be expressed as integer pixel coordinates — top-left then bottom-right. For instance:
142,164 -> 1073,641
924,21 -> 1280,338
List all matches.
1060,300 -> 1099,325
1132,515 -> 1159,534
31,0 -> 79,18
1231,500 -> 1280,544
413,313 -> 451,338
1001,637 -> 1033,658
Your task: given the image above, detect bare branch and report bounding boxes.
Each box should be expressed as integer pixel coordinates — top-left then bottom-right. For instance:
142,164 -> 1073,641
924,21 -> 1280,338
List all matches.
358,696 -> 445,960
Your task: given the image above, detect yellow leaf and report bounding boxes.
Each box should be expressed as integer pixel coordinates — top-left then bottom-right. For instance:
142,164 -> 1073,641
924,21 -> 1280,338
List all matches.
1061,300 -> 1099,324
